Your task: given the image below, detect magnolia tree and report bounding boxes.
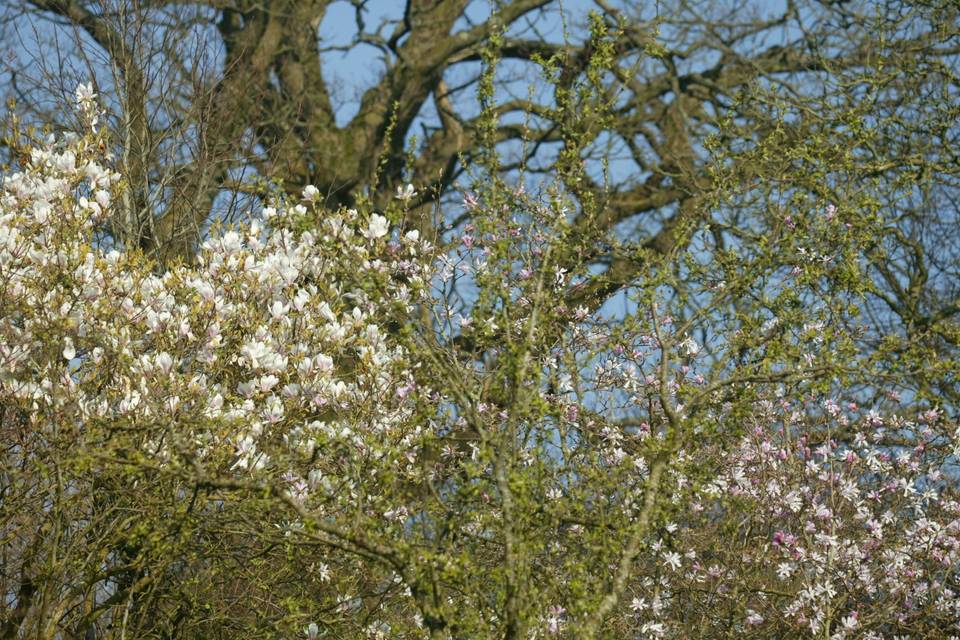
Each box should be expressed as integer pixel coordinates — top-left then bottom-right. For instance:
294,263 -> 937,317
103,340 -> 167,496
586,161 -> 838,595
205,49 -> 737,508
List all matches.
1,87 -> 958,639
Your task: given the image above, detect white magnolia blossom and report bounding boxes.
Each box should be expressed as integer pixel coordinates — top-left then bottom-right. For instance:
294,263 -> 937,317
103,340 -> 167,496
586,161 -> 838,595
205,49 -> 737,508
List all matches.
0,85 -> 434,506
395,183 -> 416,201
365,213 -> 390,240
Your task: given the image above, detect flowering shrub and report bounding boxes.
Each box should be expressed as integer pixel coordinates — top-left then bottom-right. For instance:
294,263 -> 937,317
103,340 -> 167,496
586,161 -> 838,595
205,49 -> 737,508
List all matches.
616,405 -> 960,638
1,87 -> 436,637
1,87 -> 957,639
2,84 -> 433,471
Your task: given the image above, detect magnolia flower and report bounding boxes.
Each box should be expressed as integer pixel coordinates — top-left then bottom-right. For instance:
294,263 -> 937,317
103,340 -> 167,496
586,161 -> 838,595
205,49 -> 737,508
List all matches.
314,353 -> 334,373
545,606 -> 565,634
258,375 -> 279,393
191,278 -> 216,302
776,562 -> 794,579
365,214 -> 390,240
241,340 -> 272,369
75,82 -> 96,103
554,266 -> 567,286
262,395 -> 285,423
317,563 -> 330,582
841,612 -> 859,630
62,338 -> 76,361
395,183 -> 416,201
269,300 -> 289,319
680,336 -> 700,356
302,184 -> 320,201
94,189 -> 111,208
155,351 -> 174,374
54,151 -> 77,173
785,490 -> 802,512
662,550 -> 682,571
316,301 -> 336,322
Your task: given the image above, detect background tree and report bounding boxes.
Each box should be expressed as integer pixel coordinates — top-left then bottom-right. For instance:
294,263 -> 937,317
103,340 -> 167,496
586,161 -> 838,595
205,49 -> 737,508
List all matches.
2,0 -> 956,402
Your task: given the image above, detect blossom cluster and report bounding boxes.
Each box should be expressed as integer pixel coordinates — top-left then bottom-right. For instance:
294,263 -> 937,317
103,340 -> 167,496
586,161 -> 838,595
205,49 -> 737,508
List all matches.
0,86 -> 434,512
614,400 -> 960,639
